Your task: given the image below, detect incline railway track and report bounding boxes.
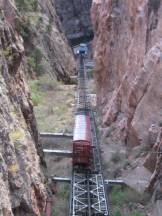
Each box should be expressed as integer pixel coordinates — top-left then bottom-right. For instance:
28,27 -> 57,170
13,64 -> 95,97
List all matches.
43,44 -> 111,216
69,44 -> 109,216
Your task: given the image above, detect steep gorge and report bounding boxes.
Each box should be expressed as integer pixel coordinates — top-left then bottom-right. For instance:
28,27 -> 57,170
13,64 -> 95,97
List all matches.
2,0 -> 162,215
0,0 -> 75,215
91,0 -> 162,214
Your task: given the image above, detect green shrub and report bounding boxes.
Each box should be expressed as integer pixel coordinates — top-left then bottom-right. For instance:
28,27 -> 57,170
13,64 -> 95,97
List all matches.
114,208 -> 122,216
111,151 -> 122,163
31,93 -> 42,106
27,56 -> 36,69
110,185 -> 151,215
58,184 -> 69,199
87,70 -> 93,79
52,207 -> 59,216
19,19 -> 31,41
110,185 -> 142,207
110,185 -> 126,206
34,48 -> 43,75
36,64 -> 44,76
46,17 -> 53,33
15,0 -> 38,12
37,75 -> 58,91
34,48 -> 42,61
130,211 -> 144,216
123,159 -> 132,169
28,79 -> 44,106
38,16 -> 43,23
3,47 -> 12,58
46,24 -> 52,33
27,48 -> 44,76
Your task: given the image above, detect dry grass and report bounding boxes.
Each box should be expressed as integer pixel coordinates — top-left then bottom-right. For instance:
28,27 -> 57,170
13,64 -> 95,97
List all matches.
8,163 -> 19,176
9,130 -> 25,142
28,74 -> 75,133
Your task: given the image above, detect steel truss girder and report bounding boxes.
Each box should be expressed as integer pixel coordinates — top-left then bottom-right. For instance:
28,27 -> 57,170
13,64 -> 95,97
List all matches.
89,174 -> 109,215
71,172 -> 109,216
71,172 -> 89,216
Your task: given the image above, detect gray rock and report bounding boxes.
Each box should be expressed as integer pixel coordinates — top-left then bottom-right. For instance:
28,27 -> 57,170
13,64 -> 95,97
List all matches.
54,0 -> 93,44
153,200 -> 162,216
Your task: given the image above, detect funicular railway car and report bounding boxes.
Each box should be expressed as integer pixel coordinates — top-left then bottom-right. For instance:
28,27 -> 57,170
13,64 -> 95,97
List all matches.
73,112 -> 92,167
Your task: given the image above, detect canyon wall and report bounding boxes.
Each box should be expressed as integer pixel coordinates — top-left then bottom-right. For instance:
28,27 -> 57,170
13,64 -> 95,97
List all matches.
0,0 -> 75,215
92,0 -> 162,153
38,0 -> 76,81
54,0 -> 93,44
91,0 -> 162,212
16,0 -> 76,82
0,1 -> 46,214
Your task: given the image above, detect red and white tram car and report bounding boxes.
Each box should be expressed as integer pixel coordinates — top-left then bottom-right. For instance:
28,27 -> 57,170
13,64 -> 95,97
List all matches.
73,113 -> 92,167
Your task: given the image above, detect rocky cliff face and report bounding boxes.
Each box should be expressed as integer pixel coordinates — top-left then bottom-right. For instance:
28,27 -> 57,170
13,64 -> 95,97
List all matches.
0,0 -> 75,215
16,0 -> 76,82
38,0 -> 76,81
0,1 -> 46,215
54,0 -> 93,44
91,0 -> 162,212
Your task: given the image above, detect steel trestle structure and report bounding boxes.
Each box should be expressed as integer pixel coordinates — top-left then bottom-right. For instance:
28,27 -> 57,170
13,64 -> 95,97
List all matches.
70,45 -> 109,216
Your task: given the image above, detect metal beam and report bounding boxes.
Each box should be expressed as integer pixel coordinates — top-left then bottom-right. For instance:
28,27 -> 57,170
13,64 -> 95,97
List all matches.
52,177 -> 71,183
43,149 -> 73,157
52,176 -> 125,186
105,180 -> 125,186
71,172 -> 89,215
40,132 -> 73,139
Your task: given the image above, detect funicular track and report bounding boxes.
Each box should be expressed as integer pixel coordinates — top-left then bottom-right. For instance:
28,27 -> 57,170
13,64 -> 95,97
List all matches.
69,45 -> 109,216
